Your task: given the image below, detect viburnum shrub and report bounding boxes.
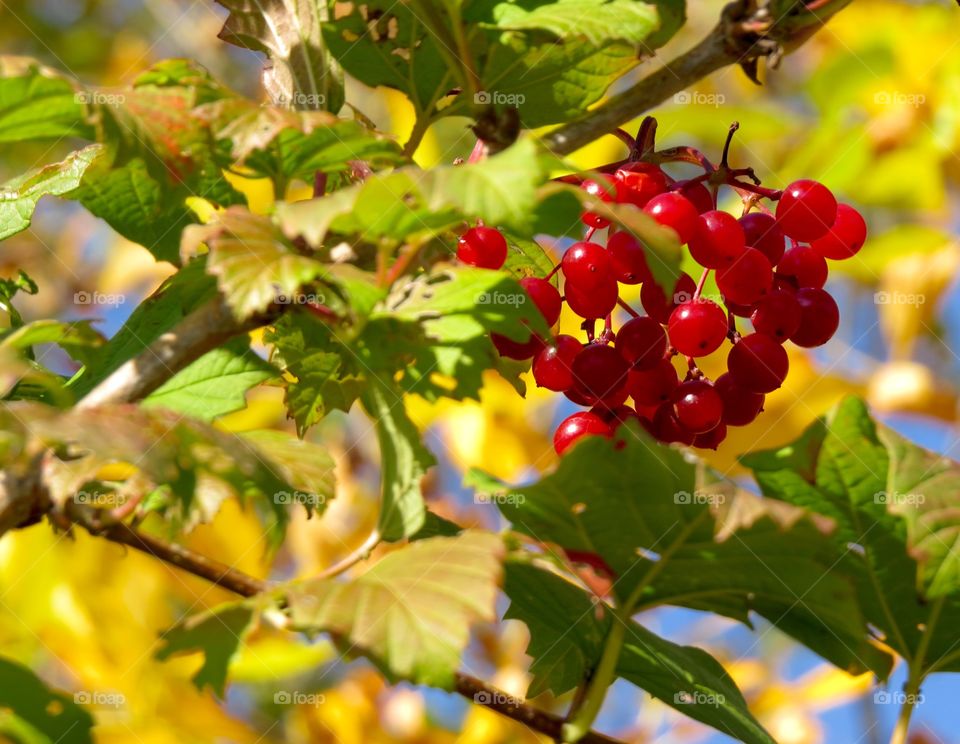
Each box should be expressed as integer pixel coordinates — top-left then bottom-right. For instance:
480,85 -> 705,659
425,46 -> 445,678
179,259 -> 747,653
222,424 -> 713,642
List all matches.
0,3 -> 954,744
456,120 -> 867,454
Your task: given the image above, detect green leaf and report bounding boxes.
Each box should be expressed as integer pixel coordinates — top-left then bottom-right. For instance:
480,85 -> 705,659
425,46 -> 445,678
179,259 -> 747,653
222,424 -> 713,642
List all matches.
473,427 -> 892,678
0,57 -> 92,143
266,313 -> 364,435
287,531 -> 504,687
144,337 -> 277,421
205,101 -> 404,183
8,402 -> 299,546
277,139 -> 551,244
0,656 -> 94,744
359,265 -> 548,401
324,0 -> 680,128
240,429 -> 336,517
184,207 -> 329,320
73,158 -> 193,265
155,602 -> 256,697
217,0 -> 345,113
69,259 -> 218,399
0,145 -> 106,241
1,319 -> 105,367
474,0 -> 658,45
361,381 -> 435,541
505,563 -> 776,744
742,396 -> 960,673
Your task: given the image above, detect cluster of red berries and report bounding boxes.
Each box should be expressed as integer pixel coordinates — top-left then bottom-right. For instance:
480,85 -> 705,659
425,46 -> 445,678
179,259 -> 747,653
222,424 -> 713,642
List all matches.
456,133 -> 866,456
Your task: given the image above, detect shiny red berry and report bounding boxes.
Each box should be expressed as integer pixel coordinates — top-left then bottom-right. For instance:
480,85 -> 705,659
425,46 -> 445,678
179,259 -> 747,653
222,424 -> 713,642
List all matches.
775,179 -> 837,242
564,273 -> 618,319
750,290 -> 801,342
615,316 -> 667,369
614,163 -> 667,208
810,203 -> 867,260
727,333 -> 789,393
562,241 -> 612,288
739,212 -> 786,266
673,379 -> 724,433
791,288 -> 839,347
716,248 -> 773,305
777,245 -> 828,289
519,277 -> 562,326
640,273 -> 696,324
553,411 -> 614,455
667,299 -> 728,357
627,359 -> 679,407
607,231 -> 652,285
688,210 -> 746,268
532,335 -> 581,391
644,192 -> 701,245
457,226 -> 508,269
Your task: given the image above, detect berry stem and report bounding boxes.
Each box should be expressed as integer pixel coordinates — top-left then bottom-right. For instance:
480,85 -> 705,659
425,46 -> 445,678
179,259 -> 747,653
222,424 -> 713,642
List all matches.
546,263 -> 562,281
610,128 -> 638,151
729,179 -> 782,200
693,267 -> 710,301
720,121 -> 739,169
585,227 -> 598,242
467,138 -> 487,163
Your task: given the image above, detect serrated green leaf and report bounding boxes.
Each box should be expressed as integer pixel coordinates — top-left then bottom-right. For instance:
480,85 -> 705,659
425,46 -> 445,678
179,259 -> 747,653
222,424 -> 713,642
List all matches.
504,563 -> 776,744
361,381 -> 434,541
73,158 -> 193,265
287,531 -> 503,687
185,207 -> 329,320
473,427 -> 892,678
475,0 -> 658,45
240,429 -> 336,516
265,312 -> 364,434
204,101 -> 404,183
0,145 -> 106,241
144,337 -> 277,421
0,57 -> 92,143
217,0 -> 344,113
155,602 -> 256,697
742,396 -> 960,674
0,656 -> 94,744
278,139 -> 550,245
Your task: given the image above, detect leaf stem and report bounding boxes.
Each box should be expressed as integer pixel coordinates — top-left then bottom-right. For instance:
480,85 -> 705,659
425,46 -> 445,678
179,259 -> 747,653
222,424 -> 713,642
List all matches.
890,596 -> 943,744
562,614 -> 626,742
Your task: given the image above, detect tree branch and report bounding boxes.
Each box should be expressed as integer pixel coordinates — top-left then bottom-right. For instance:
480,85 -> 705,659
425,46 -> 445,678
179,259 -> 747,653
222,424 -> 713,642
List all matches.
73,513 -> 623,744
541,0 -> 849,156
78,297 -> 274,409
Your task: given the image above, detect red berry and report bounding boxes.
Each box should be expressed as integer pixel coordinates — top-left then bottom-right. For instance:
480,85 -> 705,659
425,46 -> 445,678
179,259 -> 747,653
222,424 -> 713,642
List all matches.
676,180 -> 714,214
580,176 -> 621,228
667,299 -> 728,357
640,273 -> 696,324
615,316 -> 667,369
727,333 -> 789,393
651,402 -> 694,445
492,332 -> 543,360
740,212 -> 785,266
777,245 -> 828,289
688,210 -> 746,268
775,179 -> 837,242
716,248 -> 773,305
692,422 -> 727,449
564,273 -> 618,319
714,372 -> 764,426
457,226 -> 508,269
607,231 -> 652,285
672,379 -> 723,433
644,192 -> 701,245
791,288 -> 839,347
572,344 -> 629,404
520,277 -> 562,326
751,290 -> 801,342
627,359 -> 679,406
553,411 -> 614,455
562,241 -> 612,288
614,163 -> 667,208
532,335 -> 581,391
810,203 -> 867,260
